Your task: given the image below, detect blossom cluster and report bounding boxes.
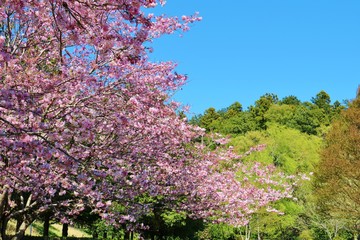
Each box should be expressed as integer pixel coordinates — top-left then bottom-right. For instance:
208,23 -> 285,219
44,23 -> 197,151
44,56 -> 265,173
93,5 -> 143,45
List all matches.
0,0 -> 294,236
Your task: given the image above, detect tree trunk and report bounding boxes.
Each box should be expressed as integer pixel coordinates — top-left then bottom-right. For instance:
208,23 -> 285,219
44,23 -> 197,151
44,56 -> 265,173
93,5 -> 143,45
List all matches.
92,231 -> 98,239
244,224 -> 251,240
0,188 -> 9,240
10,193 -> 35,240
43,213 -> 50,239
11,221 -> 28,240
62,223 -> 68,239
124,231 -> 130,240
15,220 -> 21,233
0,217 -> 9,240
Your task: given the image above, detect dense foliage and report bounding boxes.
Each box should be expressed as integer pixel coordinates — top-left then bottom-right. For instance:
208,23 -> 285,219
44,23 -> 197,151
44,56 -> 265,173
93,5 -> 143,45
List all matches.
0,1 -> 297,240
188,91 -> 360,240
0,0 -> 357,239
191,91 -> 344,136
314,93 -> 360,240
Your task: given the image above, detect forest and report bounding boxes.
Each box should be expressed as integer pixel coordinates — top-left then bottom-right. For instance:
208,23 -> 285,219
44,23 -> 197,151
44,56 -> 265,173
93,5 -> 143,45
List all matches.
0,1 -> 359,240
187,90 -> 360,240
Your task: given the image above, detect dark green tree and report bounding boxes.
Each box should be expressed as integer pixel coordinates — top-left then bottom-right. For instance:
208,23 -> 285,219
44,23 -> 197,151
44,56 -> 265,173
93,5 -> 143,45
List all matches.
224,101 -> 243,118
200,107 -> 220,131
249,93 -> 279,129
331,100 -> 345,119
311,90 -> 332,114
281,95 -> 301,105
189,114 -> 203,126
208,111 -> 257,136
289,105 -> 320,135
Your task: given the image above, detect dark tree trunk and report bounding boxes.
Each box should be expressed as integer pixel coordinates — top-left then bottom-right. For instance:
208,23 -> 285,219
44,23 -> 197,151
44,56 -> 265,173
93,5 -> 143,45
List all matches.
11,220 -> 29,240
92,231 -> 98,239
124,231 -> 130,240
0,189 -> 8,240
43,213 -> 50,239
10,231 -> 25,240
15,220 -> 21,233
0,217 -> 9,240
62,223 -> 68,239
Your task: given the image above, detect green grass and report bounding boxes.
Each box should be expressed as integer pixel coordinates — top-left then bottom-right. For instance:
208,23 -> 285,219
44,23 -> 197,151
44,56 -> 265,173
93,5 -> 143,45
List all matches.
7,220 -> 92,238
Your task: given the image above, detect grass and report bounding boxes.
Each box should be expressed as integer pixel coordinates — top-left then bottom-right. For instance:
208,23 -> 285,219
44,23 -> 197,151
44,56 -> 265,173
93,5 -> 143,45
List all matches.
7,220 -> 92,238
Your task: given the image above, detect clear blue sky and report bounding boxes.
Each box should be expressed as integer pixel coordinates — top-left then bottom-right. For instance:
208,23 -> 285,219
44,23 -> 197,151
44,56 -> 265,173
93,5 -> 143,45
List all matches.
149,1 -> 360,116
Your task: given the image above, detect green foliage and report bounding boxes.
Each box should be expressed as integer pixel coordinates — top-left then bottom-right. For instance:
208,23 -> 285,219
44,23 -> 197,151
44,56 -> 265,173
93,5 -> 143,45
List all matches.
314,96 -> 360,237
184,91 -> 348,240
161,210 -> 187,228
200,107 -> 220,131
298,229 -> 314,240
191,91 -> 343,137
311,90 -> 331,114
91,220 -> 125,240
247,201 -> 302,240
139,208 -> 204,240
331,100 -> 346,118
212,111 -> 258,135
39,91 -> 348,240
281,95 -> 302,105
265,104 -> 296,127
232,125 -> 322,174
230,131 -> 268,155
229,124 -> 323,239
224,101 -> 243,117
188,114 -> 202,126
197,223 -> 238,240
249,93 -> 279,129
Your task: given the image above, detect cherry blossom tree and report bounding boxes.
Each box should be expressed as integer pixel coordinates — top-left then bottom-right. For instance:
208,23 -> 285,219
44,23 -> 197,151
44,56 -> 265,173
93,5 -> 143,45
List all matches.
0,1 -> 294,239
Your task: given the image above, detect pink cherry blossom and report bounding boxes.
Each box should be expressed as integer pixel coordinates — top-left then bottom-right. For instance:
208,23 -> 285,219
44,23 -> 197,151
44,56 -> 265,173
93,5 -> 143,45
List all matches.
0,1 -> 295,238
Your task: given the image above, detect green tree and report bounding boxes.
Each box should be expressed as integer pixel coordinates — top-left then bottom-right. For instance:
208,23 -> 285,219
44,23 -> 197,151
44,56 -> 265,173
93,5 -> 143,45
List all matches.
189,114 -> 203,126
309,91 -> 335,127
265,104 -> 296,128
311,90 -> 331,114
249,93 -> 279,129
331,100 -> 346,119
314,95 -> 360,240
214,111 -> 258,135
200,107 -> 221,131
197,223 -> 239,240
289,105 -> 321,135
224,101 -> 243,118
236,125 -> 322,174
231,125 -> 323,239
281,95 -> 301,105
